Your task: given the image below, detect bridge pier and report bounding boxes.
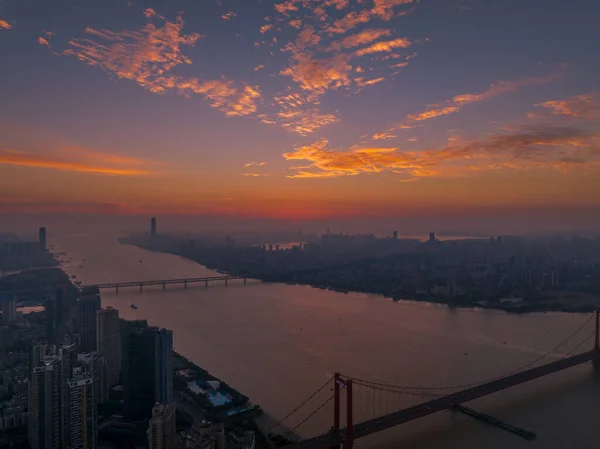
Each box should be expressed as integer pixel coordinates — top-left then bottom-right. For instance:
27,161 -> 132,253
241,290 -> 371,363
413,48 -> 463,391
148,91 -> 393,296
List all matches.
116,286 -> 119,294
244,277 -> 247,284
139,285 -> 143,292
205,281 -> 208,287
162,283 -> 166,290
225,278 -> 228,286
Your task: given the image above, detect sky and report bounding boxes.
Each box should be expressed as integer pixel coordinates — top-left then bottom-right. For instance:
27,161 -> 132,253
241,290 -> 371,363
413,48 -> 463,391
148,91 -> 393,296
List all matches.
0,0 -> 599,232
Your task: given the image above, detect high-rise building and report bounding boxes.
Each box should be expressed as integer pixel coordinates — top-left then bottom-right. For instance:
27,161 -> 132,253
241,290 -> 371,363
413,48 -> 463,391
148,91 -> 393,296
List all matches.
58,339 -> 78,447
0,293 -> 17,324
45,296 -> 55,344
68,369 -> 97,449
78,352 -> 108,404
151,217 -> 157,237
96,307 -> 121,388
393,231 -> 398,240
29,355 -> 61,449
211,423 -> 227,449
123,324 -> 173,420
77,287 -> 101,353
147,403 -> 176,449
29,344 -> 49,375
39,227 -> 46,252
429,232 -> 436,242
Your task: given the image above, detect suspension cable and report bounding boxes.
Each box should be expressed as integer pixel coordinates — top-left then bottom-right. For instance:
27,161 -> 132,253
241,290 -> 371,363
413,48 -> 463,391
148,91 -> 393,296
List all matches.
561,331 -> 596,359
285,393 -> 335,438
343,312 -> 595,392
269,375 -> 333,432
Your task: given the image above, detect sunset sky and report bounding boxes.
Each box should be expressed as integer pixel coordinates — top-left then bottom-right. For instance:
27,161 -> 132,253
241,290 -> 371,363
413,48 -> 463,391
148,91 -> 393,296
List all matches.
1,0 -> 599,227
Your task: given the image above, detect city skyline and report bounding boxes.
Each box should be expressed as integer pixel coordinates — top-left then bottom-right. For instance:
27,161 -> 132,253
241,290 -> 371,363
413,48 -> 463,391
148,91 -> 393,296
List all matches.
1,0 -> 599,226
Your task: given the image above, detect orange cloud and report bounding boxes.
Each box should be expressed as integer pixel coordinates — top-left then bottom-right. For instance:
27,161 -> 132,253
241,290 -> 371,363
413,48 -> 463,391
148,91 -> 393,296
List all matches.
222,11 -> 237,20
281,54 -> 353,93
355,37 -> 412,56
65,10 -> 202,93
373,132 -> 397,140
535,92 -> 600,120
330,28 -> 392,50
38,37 -> 50,47
355,77 -> 385,87
383,74 -> 559,133
260,24 -> 274,34
0,20 -> 11,31
326,10 -> 371,34
244,161 -> 267,168
0,147 -> 157,175
64,11 -> 261,117
372,0 -> 416,20
284,125 -> 600,179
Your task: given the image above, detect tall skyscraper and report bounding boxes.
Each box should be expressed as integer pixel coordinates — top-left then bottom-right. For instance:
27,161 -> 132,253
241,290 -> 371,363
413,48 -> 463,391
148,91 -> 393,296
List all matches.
96,307 -> 121,388
77,287 -> 101,353
59,339 -> 78,447
393,231 -> 398,240
429,232 -> 436,242
29,344 -> 49,375
147,403 -> 176,449
45,296 -> 55,344
29,355 -> 61,449
39,227 -> 46,252
78,352 -> 108,405
151,217 -> 157,237
68,369 -> 97,449
0,293 -> 17,324
123,324 -> 173,420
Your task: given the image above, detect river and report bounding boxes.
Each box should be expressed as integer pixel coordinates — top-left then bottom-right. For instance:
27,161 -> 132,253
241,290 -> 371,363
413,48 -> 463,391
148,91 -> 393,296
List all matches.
50,232 -> 600,449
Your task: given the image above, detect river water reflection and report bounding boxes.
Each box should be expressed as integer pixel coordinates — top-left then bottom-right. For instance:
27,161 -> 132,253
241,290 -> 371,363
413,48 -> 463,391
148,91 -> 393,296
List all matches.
51,232 -> 600,449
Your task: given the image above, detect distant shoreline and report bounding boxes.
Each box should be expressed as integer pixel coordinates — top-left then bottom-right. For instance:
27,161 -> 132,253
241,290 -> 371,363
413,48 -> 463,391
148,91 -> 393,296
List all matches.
118,238 -> 599,315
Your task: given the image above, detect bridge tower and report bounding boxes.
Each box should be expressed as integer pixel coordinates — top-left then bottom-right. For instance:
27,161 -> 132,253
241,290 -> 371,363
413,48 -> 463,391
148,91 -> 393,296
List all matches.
332,373 -> 354,449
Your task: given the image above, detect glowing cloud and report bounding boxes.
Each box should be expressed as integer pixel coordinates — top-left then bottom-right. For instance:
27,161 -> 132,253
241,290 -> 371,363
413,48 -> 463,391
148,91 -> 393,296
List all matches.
384,74 -> 559,132
535,92 -> 600,120
244,161 -> 267,167
330,28 -> 392,50
355,37 -> 412,56
284,125 -> 599,179
0,148 -> 157,176
222,11 -> 237,20
0,20 -> 11,31
65,10 -> 261,117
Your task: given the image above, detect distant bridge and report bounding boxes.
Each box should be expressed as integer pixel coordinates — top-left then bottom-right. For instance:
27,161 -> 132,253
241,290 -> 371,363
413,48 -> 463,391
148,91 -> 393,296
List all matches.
84,275 -> 250,293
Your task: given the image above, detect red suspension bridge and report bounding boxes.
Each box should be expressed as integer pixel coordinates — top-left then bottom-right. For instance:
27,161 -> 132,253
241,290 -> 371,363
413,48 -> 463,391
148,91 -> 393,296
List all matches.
269,310 -> 600,449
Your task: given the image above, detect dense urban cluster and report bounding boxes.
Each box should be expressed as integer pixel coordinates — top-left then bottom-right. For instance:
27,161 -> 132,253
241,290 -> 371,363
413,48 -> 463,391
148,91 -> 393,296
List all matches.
124,222 -> 600,313
0,228 -> 263,449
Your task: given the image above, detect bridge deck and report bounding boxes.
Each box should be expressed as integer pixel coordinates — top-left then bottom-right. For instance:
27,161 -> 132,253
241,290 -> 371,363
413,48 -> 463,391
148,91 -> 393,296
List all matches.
87,275 -> 244,289
291,349 -> 600,449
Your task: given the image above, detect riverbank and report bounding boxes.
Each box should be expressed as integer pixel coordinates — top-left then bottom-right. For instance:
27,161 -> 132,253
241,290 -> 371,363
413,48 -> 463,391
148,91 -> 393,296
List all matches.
119,238 -> 599,315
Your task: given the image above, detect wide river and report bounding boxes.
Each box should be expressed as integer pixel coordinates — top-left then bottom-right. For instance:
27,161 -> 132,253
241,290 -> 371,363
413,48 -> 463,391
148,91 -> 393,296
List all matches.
51,232 -> 599,449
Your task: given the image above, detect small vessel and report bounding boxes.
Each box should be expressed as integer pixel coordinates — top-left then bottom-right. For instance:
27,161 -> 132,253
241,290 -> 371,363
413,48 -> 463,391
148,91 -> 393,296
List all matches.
130,304 -> 138,310
139,260 -> 143,263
